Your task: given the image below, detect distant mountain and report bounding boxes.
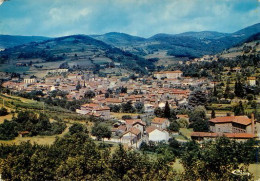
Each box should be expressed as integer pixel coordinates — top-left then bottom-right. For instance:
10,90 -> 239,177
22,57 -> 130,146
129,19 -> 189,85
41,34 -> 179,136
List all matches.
0,35 -> 152,74
175,31 -> 228,39
232,23 -> 260,38
0,35 -> 50,49
90,32 -> 145,46
218,31 -> 260,60
243,32 -> 260,43
90,23 -> 260,58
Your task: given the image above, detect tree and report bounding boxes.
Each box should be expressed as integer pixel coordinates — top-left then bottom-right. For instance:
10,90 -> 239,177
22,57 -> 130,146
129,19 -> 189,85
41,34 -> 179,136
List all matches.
59,62 -> 69,69
192,120 -> 209,132
189,106 -> 207,123
134,102 -> 144,113
181,137 -> 253,181
164,101 -> 171,118
84,90 -> 95,99
177,118 -> 189,128
188,89 -> 207,107
154,107 -> 164,118
121,101 -> 135,113
69,123 -> 85,135
233,101 -> 245,116
91,123 -> 111,141
108,104 -> 121,113
168,121 -> 180,132
234,81 -> 245,98
246,94 -> 254,101
224,83 -> 230,99
76,81 -> 81,91
0,120 -> 18,140
0,107 -> 8,116
211,109 -> 216,119
251,101 -> 257,109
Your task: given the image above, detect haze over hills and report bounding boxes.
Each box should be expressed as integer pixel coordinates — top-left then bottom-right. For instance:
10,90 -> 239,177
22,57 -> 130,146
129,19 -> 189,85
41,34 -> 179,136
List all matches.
0,35 -> 50,49
0,23 -> 259,74
0,34 -> 152,74
90,32 -> 146,47
91,23 -> 260,58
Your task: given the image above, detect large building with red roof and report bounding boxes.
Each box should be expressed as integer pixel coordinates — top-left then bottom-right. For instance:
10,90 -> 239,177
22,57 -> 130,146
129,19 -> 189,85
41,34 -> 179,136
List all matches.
209,116 -> 254,134
191,115 -> 259,142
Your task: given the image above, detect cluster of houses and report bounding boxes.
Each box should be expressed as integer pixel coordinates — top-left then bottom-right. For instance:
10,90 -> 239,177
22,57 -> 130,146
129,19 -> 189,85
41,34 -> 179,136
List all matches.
2,70 -> 201,120
109,117 -> 170,148
1,69 -> 259,146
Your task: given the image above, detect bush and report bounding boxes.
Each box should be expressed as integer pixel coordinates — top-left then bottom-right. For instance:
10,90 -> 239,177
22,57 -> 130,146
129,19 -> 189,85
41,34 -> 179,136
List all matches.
168,121 -> 180,132
122,115 -> 132,120
177,118 -> 189,128
0,120 -> 18,140
0,107 -> 8,116
247,94 -> 254,101
69,123 -> 87,135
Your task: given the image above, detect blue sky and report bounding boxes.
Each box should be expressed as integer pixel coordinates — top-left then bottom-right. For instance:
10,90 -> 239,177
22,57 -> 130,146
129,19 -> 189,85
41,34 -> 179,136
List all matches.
0,0 -> 259,37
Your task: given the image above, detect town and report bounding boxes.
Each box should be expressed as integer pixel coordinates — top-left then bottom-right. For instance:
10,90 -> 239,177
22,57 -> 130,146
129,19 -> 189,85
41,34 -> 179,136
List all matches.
0,0 -> 260,180
1,60 -> 259,148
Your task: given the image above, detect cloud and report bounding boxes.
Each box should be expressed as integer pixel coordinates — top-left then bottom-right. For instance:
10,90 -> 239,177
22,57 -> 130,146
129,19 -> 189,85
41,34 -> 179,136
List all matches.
0,0 -> 259,37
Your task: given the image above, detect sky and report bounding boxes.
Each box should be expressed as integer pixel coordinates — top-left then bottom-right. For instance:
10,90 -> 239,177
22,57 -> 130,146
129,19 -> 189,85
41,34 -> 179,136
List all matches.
0,0 -> 259,37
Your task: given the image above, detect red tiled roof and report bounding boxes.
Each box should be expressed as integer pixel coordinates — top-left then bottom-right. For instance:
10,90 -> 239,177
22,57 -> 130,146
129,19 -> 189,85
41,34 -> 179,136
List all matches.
105,98 -> 122,103
152,117 -> 168,125
191,132 -> 256,139
123,127 -> 141,136
209,116 -> 251,125
146,126 -> 158,133
224,133 -> 256,138
81,103 -> 99,108
125,119 -> 146,126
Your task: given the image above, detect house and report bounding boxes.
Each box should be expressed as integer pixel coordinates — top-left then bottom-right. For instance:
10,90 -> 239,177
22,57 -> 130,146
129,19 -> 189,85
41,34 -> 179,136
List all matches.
154,70 -> 183,80
146,126 -> 169,142
231,67 -> 241,73
24,78 -> 36,84
151,117 -> 170,130
47,69 -> 68,74
165,70 -> 183,79
77,103 -> 110,119
111,125 -> 127,136
191,132 -> 256,142
19,131 -> 30,137
121,127 -> 142,146
209,116 -> 255,134
105,98 -> 122,105
247,77 -> 256,86
144,103 -> 154,114
125,119 -> 146,134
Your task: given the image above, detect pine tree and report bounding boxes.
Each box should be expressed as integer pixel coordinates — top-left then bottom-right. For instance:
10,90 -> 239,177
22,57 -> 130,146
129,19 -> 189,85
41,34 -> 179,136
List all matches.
164,101 -> 171,118
213,83 -> 217,97
211,109 -> 216,119
234,101 -> 245,116
224,82 -> 230,99
234,81 -> 244,98
76,81 -> 81,91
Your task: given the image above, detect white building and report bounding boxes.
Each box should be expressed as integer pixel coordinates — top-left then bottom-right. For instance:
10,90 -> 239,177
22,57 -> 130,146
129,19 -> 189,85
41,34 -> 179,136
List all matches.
146,126 -> 169,142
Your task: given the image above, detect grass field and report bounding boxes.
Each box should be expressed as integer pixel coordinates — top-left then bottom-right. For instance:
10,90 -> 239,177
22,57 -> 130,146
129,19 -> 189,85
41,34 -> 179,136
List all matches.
0,113 -> 13,124
111,112 -> 140,119
179,128 -> 193,139
0,64 -> 30,73
249,164 -> 260,179
0,123 -> 72,145
0,93 -> 90,145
